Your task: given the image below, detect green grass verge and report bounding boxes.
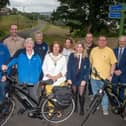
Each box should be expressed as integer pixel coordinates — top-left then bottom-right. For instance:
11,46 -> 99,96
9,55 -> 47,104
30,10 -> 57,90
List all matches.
42,23 -> 70,45
42,23 -> 118,48
0,14 -> 37,40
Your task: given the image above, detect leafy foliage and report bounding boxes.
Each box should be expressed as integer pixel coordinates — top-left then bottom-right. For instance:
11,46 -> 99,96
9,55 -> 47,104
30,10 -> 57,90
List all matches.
52,0 -> 124,36
0,0 -> 10,9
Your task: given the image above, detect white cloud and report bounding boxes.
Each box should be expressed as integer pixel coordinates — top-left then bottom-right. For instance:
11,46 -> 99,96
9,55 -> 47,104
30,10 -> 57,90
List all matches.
9,0 -> 60,12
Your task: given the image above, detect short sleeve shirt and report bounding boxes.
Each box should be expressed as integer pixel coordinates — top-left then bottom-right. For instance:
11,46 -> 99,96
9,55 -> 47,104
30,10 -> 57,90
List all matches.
90,46 -> 117,79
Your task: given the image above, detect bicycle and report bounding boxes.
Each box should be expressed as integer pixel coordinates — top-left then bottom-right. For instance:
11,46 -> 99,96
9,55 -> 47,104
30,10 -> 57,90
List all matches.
81,68 -> 126,126
0,74 -> 75,126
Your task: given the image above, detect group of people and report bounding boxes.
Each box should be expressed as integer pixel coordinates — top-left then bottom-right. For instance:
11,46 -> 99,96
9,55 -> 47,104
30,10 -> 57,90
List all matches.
0,24 -> 126,117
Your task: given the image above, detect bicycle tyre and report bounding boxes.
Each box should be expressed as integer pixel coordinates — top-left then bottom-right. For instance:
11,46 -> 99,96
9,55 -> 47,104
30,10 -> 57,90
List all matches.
81,95 -> 102,126
41,98 -> 75,123
0,98 -> 15,126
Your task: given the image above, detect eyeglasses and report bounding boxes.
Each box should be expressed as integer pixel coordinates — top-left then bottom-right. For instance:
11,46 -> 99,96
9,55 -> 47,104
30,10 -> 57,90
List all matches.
99,39 -> 106,41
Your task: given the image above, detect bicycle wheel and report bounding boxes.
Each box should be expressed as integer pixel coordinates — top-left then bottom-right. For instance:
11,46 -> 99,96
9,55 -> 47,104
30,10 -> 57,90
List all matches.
121,99 -> 126,120
81,95 -> 102,126
41,98 -> 75,123
0,98 -> 15,126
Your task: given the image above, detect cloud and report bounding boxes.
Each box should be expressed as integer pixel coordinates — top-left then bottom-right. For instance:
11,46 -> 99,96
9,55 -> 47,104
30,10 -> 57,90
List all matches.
9,0 -> 60,12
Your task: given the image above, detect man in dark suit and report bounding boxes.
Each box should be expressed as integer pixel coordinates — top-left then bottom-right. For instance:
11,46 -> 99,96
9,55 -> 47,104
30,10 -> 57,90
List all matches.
112,36 -> 126,101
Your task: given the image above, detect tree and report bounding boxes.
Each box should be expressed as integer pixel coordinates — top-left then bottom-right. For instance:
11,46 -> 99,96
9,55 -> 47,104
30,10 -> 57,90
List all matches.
52,0 -> 125,35
0,0 -> 10,10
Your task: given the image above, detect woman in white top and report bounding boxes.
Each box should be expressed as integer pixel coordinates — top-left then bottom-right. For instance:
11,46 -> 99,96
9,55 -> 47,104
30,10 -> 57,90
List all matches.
42,41 -> 67,96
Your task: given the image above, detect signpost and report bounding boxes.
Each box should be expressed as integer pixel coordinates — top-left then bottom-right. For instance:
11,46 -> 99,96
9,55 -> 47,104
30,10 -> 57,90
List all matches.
108,4 -> 126,36
108,12 -> 121,19
109,5 -> 122,11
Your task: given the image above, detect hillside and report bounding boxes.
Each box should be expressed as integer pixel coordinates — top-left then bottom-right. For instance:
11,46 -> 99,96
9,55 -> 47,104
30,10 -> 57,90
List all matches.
0,14 -> 37,40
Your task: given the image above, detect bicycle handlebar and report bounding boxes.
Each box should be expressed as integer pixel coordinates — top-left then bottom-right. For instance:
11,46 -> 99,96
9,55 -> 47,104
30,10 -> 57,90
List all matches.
2,70 -> 17,84
92,67 -> 111,86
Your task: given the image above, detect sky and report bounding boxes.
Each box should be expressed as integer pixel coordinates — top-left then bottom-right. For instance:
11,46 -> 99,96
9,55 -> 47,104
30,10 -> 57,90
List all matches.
8,0 -> 60,12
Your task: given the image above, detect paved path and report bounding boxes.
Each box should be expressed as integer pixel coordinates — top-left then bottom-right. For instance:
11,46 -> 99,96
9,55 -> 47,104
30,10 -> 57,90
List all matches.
18,20 -> 47,38
5,98 -> 126,126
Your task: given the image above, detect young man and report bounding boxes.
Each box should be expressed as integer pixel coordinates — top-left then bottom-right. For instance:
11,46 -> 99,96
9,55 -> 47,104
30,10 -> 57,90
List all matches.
84,33 -> 96,97
4,24 -> 24,56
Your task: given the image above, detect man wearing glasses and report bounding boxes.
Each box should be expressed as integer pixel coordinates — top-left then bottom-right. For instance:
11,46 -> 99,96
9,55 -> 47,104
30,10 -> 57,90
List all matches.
90,36 -> 117,115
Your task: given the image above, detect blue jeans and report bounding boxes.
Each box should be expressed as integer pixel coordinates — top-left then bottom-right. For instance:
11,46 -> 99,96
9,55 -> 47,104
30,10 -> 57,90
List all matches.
0,81 -> 7,104
91,79 -> 109,110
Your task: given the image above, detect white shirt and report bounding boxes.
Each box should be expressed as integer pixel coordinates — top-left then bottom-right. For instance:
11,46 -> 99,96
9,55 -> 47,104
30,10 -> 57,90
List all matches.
26,50 -> 34,59
62,48 -> 74,63
42,53 -> 67,86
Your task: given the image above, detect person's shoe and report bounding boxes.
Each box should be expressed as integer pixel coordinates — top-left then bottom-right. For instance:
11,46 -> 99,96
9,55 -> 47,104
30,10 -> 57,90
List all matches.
79,108 -> 84,116
103,109 -> 109,115
74,106 -> 78,113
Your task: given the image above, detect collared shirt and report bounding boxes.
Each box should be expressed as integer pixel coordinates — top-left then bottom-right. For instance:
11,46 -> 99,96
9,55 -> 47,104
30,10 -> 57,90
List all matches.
90,46 -> 117,79
4,35 -> 24,56
26,50 -> 34,60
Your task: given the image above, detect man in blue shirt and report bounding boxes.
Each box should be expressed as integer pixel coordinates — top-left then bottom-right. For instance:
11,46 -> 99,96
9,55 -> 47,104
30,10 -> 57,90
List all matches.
0,43 -> 10,105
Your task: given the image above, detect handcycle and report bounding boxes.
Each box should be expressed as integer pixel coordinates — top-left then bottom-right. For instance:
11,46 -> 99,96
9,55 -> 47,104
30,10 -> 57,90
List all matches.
81,68 -> 126,126
0,74 -> 75,126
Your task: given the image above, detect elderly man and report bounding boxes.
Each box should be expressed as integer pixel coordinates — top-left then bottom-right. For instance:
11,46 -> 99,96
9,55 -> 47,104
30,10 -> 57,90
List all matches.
4,24 -> 24,56
112,36 -> 126,102
34,31 -> 48,60
90,36 -> 117,115
2,38 -> 42,101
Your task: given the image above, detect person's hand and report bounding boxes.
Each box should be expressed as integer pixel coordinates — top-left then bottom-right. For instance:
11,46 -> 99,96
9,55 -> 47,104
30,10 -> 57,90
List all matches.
107,75 -> 112,82
114,70 -> 122,76
1,76 -> 7,82
51,76 -> 57,82
67,80 -> 72,85
2,65 -> 8,71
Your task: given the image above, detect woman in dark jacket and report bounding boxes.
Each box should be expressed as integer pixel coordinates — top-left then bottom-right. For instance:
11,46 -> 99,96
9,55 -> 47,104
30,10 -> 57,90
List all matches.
67,42 -> 90,115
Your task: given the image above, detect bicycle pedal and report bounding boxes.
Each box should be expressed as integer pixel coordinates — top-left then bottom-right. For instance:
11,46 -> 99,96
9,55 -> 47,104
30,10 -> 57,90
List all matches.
28,112 -> 34,117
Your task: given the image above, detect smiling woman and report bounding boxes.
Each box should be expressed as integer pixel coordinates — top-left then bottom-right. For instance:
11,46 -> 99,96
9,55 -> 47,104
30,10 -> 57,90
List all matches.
9,0 -> 60,12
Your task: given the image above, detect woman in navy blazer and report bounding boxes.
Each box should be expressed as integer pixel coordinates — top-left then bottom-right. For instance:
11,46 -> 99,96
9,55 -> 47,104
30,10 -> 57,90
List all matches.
67,42 -> 90,115
112,36 -> 126,101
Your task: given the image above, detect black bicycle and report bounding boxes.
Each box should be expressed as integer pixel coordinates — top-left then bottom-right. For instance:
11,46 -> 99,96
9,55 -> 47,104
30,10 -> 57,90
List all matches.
0,75 -> 75,126
81,68 -> 126,126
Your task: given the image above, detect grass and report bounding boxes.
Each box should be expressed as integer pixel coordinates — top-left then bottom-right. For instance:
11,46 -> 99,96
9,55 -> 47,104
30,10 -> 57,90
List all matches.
0,14 -> 37,40
42,23 -> 70,45
42,23 -> 118,48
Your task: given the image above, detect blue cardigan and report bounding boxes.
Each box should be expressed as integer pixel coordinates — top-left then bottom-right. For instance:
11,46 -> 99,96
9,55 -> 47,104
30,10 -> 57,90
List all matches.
0,43 -> 10,80
7,51 -> 42,85
67,53 -> 90,86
